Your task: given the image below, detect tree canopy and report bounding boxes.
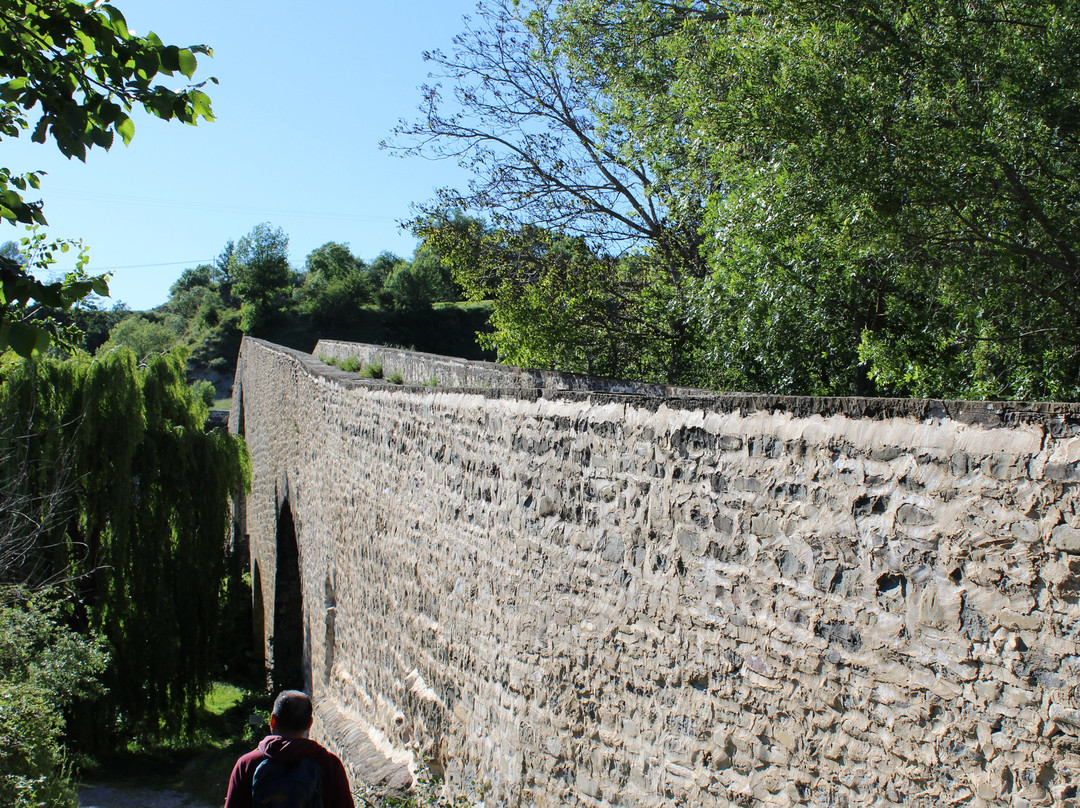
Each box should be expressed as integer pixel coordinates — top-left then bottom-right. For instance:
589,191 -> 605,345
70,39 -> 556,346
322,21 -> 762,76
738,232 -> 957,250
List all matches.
0,347 -> 249,736
400,0 -> 1080,399
296,242 -> 377,323
612,0 -> 1080,398
391,0 -> 712,384
0,0 -> 214,356
232,222 -> 293,332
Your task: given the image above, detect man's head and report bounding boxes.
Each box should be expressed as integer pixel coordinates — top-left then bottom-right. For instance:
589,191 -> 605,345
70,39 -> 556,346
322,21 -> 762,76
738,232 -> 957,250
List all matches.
270,690 -> 313,738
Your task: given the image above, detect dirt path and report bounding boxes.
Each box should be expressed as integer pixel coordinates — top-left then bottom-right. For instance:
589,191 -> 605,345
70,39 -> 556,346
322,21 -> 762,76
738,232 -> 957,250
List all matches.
79,783 -> 215,808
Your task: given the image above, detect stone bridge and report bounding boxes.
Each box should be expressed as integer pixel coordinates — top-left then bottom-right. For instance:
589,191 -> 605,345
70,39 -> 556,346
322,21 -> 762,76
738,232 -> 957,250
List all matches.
231,337 -> 1080,807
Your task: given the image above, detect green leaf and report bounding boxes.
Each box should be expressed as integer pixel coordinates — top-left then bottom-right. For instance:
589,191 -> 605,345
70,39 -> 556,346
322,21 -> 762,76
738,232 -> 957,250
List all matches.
162,45 -> 181,73
116,115 -> 135,145
189,90 -> 213,120
0,77 -> 29,100
177,48 -> 198,79
7,321 -> 49,357
75,30 -> 97,56
31,116 -> 49,144
102,5 -> 131,39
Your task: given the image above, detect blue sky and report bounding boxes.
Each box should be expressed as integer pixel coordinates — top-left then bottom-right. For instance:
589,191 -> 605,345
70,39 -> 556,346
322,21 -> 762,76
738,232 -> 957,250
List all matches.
3,0 -> 478,310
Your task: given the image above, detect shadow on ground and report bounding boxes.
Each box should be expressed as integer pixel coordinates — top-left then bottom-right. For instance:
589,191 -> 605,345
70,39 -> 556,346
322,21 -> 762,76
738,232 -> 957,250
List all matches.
79,783 -> 213,808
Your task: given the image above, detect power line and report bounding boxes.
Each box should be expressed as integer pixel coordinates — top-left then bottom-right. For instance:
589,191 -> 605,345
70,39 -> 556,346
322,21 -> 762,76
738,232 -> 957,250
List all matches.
92,259 -> 214,271
39,188 -> 402,223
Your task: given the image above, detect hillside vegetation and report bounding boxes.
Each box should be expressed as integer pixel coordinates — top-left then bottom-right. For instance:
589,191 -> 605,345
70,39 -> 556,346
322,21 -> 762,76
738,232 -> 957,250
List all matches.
71,223 -> 496,400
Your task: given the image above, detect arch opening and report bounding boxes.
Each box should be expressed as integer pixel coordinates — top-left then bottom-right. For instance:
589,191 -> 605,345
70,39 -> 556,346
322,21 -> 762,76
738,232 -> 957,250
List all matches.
252,559 -> 265,678
271,501 -> 306,693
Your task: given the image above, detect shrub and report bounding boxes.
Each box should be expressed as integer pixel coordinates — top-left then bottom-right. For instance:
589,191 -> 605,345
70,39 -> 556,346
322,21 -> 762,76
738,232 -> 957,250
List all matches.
340,357 -> 362,373
0,592 -> 108,808
360,361 -> 384,379
388,371 -> 404,385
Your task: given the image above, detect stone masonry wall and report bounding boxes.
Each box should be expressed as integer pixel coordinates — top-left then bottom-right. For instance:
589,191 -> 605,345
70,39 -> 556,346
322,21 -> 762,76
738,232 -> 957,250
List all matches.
233,337 -> 1080,808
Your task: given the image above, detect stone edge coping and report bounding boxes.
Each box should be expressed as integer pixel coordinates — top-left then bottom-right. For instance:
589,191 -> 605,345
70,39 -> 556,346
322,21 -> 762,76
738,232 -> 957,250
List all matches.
240,337 -> 1080,434
313,338 -> 711,397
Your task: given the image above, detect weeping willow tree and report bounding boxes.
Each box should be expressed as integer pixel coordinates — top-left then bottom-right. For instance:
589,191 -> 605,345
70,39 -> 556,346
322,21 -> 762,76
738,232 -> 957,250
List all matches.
0,347 -> 249,738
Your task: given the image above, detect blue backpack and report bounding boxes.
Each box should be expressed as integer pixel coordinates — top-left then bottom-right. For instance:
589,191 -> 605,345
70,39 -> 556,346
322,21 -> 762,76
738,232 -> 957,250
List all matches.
251,755 -> 323,808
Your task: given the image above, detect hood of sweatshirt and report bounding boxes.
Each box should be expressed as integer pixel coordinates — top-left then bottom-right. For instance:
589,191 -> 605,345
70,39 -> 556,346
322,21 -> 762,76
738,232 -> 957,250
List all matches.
258,735 -> 319,764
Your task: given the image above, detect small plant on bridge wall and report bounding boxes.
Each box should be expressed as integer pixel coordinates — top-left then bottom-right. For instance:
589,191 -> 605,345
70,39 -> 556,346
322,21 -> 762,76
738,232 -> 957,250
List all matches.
388,371 -> 404,385
340,356 -> 362,372
354,760 -> 487,808
360,360 -> 384,379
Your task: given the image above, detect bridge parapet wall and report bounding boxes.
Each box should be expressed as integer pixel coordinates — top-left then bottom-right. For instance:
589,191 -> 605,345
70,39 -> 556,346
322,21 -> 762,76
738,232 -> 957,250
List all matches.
313,339 -> 711,396
234,337 -> 1080,807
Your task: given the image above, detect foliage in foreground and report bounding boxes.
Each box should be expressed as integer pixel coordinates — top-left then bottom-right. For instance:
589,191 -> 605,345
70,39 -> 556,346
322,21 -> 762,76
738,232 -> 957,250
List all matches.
0,347 -> 250,743
0,591 -> 108,808
0,0 -> 215,356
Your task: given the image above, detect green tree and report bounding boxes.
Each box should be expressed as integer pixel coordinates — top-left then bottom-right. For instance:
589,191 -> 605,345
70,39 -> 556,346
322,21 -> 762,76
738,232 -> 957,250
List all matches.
0,348 -> 250,738
555,0 -> 1080,399
170,263 -> 221,297
391,0 -> 712,384
232,223 -> 292,333
0,0 -> 215,356
368,250 -> 405,291
212,240 -> 238,305
413,213 -> 705,380
380,238 -> 464,314
96,313 -> 182,361
409,243 -> 460,304
297,242 -> 376,324
382,261 -> 435,314
304,241 -> 359,283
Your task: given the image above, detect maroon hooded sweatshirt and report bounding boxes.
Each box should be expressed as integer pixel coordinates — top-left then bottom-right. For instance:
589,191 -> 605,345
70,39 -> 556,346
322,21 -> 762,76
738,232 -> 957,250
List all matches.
224,735 -> 354,808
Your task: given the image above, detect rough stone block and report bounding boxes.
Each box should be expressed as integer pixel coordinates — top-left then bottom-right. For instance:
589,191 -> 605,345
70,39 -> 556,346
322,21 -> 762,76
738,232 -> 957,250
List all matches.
1051,524 -> 1080,553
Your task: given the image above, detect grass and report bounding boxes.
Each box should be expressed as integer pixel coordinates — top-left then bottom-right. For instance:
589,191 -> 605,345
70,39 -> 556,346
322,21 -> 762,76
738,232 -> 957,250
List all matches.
176,683 -> 271,804
388,371 -> 404,385
340,356 -> 362,372
211,397 -> 232,411
79,682 -> 271,806
204,682 -> 245,715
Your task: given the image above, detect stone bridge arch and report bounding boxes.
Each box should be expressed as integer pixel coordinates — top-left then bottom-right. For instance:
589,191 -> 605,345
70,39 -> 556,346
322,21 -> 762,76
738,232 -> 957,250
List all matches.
271,498 -> 306,693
